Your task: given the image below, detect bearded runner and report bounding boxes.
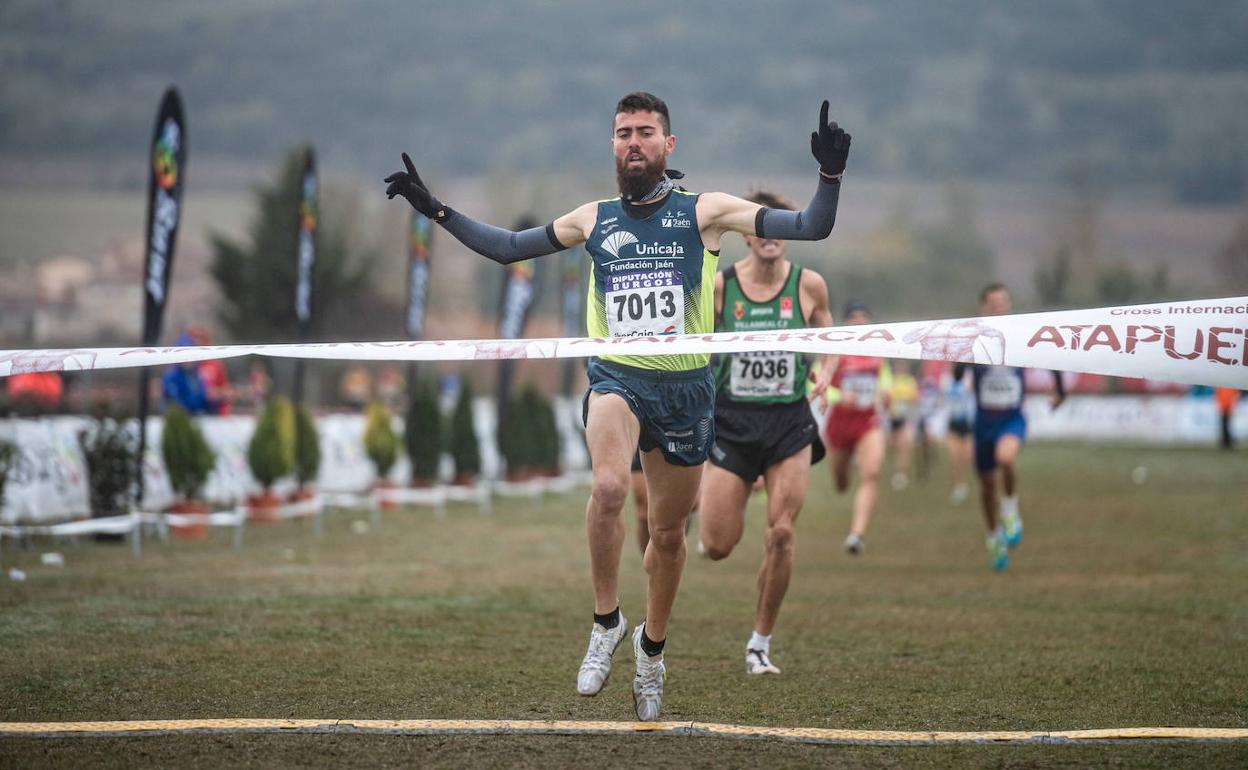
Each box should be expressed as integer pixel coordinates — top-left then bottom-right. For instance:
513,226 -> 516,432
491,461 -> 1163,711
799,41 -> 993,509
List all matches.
385,92 -> 850,721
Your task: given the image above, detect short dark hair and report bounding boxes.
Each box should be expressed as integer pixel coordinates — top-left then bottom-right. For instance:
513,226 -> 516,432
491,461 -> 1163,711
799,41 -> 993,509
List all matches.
746,188 -> 795,211
979,282 -> 1008,303
615,92 -> 671,135
842,299 -> 871,319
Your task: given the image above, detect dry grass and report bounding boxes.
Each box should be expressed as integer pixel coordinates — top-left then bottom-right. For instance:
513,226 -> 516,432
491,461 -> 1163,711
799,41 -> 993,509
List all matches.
1,442 -> 1245,768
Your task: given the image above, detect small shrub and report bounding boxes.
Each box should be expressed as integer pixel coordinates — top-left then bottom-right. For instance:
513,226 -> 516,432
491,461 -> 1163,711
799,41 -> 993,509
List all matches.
364,401 -> 399,479
79,419 -> 139,516
404,377 -> 442,484
293,403 -> 321,487
161,406 -> 216,501
498,388 -> 532,477
249,396 -> 295,490
0,439 -> 16,509
449,376 -> 480,481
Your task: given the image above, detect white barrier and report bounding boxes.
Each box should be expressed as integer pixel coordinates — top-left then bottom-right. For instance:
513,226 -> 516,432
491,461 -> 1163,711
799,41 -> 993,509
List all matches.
1,394 -> 1240,526
1024,393 -> 1247,444
0,396 -> 589,525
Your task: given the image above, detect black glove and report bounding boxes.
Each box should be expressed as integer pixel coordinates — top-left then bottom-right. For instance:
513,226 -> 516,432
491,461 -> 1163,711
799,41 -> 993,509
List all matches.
809,100 -> 851,178
384,153 -> 447,220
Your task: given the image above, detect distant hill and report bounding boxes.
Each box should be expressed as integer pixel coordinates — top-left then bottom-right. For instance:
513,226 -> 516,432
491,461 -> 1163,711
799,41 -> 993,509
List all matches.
2,0 -> 1246,201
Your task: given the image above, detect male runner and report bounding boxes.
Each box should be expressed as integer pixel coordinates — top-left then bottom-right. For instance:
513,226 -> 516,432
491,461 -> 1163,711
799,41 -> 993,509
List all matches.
886,359 -> 918,490
822,301 -> 889,555
697,189 -> 835,676
954,283 -> 1064,571
384,92 -> 850,719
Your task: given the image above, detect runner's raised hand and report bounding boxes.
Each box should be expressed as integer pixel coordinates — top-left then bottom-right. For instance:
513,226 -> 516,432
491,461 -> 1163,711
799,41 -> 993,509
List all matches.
809,101 -> 851,179
384,153 -> 446,221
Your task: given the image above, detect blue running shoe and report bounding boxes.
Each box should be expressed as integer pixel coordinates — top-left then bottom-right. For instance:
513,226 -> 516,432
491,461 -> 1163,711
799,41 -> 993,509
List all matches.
1001,506 -> 1023,549
987,532 -> 1009,572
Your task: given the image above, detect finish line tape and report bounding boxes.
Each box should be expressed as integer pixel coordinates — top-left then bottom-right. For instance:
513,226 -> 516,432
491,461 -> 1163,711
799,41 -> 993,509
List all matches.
2,297 -> 1246,389
1,719 -> 1245,745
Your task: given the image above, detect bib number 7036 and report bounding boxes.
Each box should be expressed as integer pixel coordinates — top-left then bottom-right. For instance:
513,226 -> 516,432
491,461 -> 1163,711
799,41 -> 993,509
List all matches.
729,351 -> 796,397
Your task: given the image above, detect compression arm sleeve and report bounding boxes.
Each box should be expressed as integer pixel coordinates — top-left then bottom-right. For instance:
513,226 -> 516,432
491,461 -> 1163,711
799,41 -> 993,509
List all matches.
439,207 -> 565,265
754,176 -> 841,240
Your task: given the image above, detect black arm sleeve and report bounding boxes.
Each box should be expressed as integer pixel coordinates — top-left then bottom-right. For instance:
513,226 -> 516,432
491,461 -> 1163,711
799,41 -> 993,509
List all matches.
439,207 -> 564,264
755,176 -> 841,240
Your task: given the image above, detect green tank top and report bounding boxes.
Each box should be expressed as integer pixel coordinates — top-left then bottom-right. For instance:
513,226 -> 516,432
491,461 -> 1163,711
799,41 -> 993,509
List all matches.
584,189 -> 717,371
714,263 -> 811,406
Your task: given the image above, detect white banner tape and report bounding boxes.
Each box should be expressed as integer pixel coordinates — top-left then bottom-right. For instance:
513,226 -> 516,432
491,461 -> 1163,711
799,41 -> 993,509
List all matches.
1,298 -> 1245,388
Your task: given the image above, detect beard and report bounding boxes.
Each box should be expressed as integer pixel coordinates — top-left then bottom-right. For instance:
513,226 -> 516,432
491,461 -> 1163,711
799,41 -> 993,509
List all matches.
616,154 -> 666,201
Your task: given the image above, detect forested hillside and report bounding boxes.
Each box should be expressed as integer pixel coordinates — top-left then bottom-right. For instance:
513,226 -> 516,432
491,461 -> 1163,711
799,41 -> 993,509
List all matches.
2,0 -> 1246,201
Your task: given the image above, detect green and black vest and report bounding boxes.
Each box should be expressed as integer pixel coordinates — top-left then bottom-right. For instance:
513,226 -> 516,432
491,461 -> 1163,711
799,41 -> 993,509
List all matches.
714,263 -> 810,406
584,189 -> 717,371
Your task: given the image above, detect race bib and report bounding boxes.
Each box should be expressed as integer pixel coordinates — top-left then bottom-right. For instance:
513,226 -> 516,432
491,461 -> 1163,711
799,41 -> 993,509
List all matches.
839,372 -> 877,409
606,269 -> 684,337
979,367 -> 1022,409
730,351 -> 796,398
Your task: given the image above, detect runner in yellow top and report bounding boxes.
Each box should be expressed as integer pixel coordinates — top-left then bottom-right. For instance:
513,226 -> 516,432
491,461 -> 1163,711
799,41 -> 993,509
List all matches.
385,92 -> 851,721
886,360 -> 919,490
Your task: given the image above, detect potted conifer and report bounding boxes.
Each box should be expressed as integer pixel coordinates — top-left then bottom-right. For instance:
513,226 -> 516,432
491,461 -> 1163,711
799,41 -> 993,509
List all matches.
0,439 -> 15,516
247,396 -> 295,521
531,386 -> 561,478
404,377 -> 442,487
292,403 -> 321,501
161,406 -> 216,538
498,389 -> 532,482
364,400 -> 399,507
448,375 -> 480,487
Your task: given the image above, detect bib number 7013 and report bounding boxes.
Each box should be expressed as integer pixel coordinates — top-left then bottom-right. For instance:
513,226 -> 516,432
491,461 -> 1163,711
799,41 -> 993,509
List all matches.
613,290 -> 676,323
605,270 -> 685,337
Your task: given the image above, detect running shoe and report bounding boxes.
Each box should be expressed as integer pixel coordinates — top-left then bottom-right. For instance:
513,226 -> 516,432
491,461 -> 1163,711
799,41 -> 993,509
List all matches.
746,648 -> 781,675
1001,505 -> 1023,549
987,532 -> 1009,572
576,612 -> 628,696
950,483 -> 969,505
632,623 -> 666,721
844,532 -> 863,555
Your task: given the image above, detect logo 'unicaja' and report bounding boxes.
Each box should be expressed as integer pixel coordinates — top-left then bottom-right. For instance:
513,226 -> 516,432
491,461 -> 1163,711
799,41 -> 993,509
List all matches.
601,231 -> 638,259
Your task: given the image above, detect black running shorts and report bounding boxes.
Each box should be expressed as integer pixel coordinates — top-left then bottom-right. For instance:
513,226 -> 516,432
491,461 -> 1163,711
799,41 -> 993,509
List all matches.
708,400 -> 825,483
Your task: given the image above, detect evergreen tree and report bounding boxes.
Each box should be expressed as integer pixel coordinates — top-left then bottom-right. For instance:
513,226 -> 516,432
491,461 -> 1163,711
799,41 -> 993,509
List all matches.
248,397 -> 295,490
293,403 -> 322,487
209,146 -> 381,342
404,377 -> 443,484
449,376 -> 480,481
161,406 -> 216,501
364,401 -> 399,480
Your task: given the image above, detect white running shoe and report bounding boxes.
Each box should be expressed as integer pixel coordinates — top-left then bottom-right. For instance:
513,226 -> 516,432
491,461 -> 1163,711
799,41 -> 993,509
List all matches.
632,623 -> 666,721
844,532 -> 863,555
746,648 -> 781,675
950,483 -> 969,505
576,613 -> 628,696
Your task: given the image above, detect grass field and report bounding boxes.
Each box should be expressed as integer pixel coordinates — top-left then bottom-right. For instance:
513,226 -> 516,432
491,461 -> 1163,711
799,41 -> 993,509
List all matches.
1,442 -> 1245,768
